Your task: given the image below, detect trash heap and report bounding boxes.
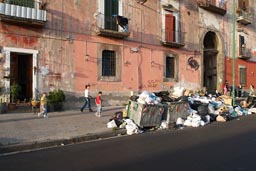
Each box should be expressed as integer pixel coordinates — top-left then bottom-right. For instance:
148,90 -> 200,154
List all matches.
107,87 -> 256,135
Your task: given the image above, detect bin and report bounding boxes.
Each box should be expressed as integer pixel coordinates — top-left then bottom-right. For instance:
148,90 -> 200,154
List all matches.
127,100 -> 165,127
166,101 -> 190,124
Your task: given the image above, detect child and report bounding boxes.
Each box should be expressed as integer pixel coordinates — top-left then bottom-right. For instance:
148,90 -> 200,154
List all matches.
95,91 -> 102,117
38,92 -> 48,118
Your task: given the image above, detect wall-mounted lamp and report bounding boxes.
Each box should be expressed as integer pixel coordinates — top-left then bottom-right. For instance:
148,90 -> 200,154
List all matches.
33,66 -> 38,75
130,47 -> 139,53
136,0 -> 147,5
150,60 -> 154,66
85,54 -> 89,61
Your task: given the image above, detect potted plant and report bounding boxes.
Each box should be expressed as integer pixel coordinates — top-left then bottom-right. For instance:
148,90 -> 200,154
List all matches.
9,83 -> 21,110
47,89 -> 65,111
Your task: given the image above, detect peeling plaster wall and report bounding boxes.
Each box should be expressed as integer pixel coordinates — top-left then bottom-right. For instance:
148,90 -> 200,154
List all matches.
0,0 -> 204,108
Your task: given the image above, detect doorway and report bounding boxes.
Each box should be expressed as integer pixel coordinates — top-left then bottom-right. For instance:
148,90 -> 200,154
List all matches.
203,31 -> 218,93
10,52 -> 33,102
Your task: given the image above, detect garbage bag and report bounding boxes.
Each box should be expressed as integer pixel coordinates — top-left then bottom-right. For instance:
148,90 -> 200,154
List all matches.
197,103 -> 209,116
107,120 -> 118,128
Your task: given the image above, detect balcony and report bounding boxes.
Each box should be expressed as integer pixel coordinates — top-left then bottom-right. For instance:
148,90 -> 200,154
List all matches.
161,29 -> 185,48
0,0 -> 47,27
237,10 -> 252,25
197,0 -> 226,16
95,14 -> 130,39
238,46 -> 252,59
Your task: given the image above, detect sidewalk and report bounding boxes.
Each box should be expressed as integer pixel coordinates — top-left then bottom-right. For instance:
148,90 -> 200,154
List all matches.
0,106 -> 127,154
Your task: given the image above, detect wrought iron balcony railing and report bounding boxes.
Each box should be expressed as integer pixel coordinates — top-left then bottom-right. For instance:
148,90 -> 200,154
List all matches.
238,46 -> 252,59
237,10 -> 252,25
95,13 -> 130,39
161,29 -> 185,48
197,0 -> 227,15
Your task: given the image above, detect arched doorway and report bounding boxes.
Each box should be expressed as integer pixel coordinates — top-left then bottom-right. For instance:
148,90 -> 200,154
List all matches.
203,31 -> 218,93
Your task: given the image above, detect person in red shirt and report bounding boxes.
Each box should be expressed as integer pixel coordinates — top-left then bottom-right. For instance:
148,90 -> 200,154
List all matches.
95,91 -> 102,117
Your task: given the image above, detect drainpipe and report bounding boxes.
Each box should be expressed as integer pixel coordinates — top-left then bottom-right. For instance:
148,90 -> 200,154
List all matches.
231,0 -> 236,106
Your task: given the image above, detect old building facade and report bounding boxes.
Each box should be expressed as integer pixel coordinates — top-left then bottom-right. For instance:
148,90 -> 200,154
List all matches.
0,0 -> 255,108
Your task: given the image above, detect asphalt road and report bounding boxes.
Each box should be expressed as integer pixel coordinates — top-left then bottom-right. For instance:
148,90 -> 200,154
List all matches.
1,114 -> 256,171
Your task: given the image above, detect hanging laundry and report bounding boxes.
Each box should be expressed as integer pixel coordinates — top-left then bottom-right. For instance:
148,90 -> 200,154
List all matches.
113,15 -> 129,32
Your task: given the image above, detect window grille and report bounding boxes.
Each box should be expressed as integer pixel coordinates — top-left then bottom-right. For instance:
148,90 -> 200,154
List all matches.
102,50 -> 116,76
239,67 -> 247,86
166,57 -> 175,78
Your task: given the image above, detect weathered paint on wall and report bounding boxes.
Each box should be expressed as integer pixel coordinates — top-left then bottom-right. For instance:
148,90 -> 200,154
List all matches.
1,0 -> 254,107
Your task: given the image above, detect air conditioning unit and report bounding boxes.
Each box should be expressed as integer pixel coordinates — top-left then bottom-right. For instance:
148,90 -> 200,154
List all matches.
0,2 -> 5,14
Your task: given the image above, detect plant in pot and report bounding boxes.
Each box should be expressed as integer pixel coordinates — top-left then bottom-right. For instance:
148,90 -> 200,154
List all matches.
47,89 -> 65,111
9,83 -> 22,110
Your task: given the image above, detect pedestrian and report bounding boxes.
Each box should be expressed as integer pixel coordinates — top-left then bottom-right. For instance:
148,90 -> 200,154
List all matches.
237,84 -> 242,97
223,80 -> 229,95
31,98 -> 39,115
38,92 -> 48,118
80,84 -> 93,112
95,91 -> 103,117
249,84 -> 254,96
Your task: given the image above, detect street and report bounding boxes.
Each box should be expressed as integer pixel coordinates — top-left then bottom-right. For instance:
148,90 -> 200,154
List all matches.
1,114 -> 256,171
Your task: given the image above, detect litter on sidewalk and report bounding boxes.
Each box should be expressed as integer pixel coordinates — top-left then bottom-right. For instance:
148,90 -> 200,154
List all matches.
106,86 -> 256,135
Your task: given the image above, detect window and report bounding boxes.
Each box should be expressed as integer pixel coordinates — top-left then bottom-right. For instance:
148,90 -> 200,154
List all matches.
239,35 -> 245,56
104,0 -> 119,31
238,0 -> 249,11
165,14 -> 176,43
163,10 -> 183,45
102,50 -> 116,76
166,57 -> 175,78
239,66 -> 247,86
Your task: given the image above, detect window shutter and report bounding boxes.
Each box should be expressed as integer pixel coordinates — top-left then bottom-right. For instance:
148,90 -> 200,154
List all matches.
237,0 -> 243,10
165,14 -> 175,42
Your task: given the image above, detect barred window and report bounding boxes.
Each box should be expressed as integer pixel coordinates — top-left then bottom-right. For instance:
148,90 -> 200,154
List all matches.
239,66 -> 247,86
102,50 -> 116,76
166,57 -> 175,78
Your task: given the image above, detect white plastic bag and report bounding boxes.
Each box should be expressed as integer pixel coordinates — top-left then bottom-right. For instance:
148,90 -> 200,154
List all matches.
107,120 -> 117,128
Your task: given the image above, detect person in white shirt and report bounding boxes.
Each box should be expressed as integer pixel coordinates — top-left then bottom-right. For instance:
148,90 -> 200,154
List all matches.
80,84 -> 93,112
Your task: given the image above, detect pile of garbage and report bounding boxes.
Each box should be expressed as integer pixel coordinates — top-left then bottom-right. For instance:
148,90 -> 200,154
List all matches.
106,87 -> 256,135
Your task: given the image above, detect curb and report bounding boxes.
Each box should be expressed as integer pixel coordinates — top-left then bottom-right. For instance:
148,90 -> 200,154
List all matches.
0,129 -> 127,155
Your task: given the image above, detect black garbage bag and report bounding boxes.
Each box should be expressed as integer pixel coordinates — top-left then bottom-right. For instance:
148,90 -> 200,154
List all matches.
130,95 -> 139,101
153,91 -> 170,97
209,113 -> 218,122
161,96 -> 174,102
189,100 -> 203,111
109,111 -> 124,127
197,103 -> 209,116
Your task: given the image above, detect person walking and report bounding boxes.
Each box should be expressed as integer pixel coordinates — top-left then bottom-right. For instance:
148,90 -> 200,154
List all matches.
80,84 -> 93,112
249,84 -> 254,96
38,92 -> 48,118
95,91 -> 102,117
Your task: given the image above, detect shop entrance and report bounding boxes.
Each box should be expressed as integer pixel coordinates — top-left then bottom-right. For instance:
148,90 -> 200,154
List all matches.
203,31 -> 218,93
10,52 -> 33,102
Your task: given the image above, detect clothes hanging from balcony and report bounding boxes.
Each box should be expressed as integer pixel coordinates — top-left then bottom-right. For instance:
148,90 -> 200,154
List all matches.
113,15 -> 128,32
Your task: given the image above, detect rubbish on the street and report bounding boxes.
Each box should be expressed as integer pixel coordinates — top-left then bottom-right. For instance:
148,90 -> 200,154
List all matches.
107,88 -> 256,135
